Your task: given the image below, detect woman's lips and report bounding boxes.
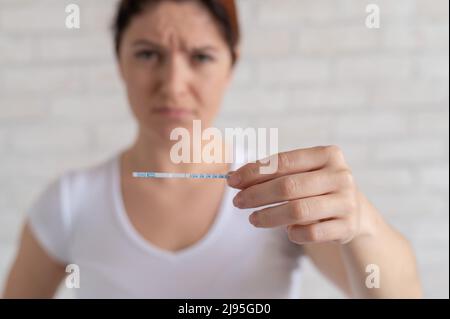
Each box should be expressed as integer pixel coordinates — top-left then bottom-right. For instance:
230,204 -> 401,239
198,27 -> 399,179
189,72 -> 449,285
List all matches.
153,107 -> 195,120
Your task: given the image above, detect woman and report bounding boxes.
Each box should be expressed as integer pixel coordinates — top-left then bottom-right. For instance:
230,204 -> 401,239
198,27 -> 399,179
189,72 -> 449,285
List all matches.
3,0 -> 421,298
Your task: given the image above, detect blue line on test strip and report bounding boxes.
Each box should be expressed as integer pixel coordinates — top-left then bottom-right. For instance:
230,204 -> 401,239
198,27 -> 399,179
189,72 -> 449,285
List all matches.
132,172 -> 230,179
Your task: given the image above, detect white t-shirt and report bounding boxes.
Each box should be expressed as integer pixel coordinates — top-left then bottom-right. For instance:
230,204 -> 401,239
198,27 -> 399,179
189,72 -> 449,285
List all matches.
28,153 -> 304,298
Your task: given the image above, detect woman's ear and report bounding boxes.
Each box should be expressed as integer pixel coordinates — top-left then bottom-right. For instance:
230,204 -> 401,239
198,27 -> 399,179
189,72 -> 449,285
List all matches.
234,45 -> 241,62
224,46 -> 240,88
228,45 -> 241,76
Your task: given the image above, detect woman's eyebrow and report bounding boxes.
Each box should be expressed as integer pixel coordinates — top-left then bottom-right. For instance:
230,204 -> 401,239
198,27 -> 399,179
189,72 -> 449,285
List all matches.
191,45 -> 218,53
132,39 -> 218,53
191,45 -> 218,52
132,39 -> 164,49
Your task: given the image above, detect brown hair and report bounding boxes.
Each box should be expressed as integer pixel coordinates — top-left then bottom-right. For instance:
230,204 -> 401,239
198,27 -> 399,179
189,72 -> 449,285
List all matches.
112,0 -> 240,65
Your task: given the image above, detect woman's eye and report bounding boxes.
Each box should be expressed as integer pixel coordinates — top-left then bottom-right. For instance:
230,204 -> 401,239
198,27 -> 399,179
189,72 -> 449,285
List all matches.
193,53 -> 213,63
135,50 -> 158,60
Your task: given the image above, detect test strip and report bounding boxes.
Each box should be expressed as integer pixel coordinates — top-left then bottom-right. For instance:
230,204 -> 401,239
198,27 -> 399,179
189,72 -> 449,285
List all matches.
132,172 -> 230,179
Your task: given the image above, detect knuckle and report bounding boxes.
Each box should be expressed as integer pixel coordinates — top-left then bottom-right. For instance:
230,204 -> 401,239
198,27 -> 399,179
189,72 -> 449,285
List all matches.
278,152 -> 291,173
279,176 -> 298,197
290,200 -> 310,222
338,169 -> 355,188
325,145 -> 346,165
327,144 -> 342,156
332,144 -> 344,156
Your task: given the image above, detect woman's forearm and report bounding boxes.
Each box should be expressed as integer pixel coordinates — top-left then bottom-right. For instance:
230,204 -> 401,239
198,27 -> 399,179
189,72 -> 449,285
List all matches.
340,193 -> 422,298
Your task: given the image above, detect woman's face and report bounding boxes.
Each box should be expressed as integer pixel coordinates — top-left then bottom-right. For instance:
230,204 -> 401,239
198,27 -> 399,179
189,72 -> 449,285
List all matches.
118,0 -> 235,140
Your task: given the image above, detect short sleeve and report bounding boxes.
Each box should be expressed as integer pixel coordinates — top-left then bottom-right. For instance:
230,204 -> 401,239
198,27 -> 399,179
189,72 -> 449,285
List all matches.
27,176 -> 72,264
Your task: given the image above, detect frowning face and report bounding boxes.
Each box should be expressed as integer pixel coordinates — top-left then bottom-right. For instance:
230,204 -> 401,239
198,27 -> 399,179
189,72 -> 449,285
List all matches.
118,0 -> 235,140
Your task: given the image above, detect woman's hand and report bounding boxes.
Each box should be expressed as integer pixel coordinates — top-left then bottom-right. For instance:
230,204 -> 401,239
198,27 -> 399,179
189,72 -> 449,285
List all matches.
227,145 -> 378,245
227,145 -> 423,297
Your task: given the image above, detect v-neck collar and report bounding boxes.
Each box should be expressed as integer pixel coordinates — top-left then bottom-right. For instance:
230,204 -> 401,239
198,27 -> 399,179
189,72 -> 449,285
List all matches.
111,154 -> 233,261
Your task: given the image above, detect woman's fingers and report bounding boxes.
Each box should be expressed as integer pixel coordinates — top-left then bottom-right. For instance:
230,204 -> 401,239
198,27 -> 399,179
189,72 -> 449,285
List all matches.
233,168 -> 352,209
227,145 -> 347,189
249,193 -> 352,228
287,219 -> 356,244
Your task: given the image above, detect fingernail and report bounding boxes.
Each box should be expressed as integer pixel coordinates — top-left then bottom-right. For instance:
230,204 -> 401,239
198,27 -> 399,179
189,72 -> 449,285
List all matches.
249,214 -> 257,226
227,172 -> 241,187
233,193 -> 243,207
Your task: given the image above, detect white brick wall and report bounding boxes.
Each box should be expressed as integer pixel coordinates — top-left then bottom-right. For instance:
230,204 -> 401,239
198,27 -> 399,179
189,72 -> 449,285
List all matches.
0,0 -> 448,298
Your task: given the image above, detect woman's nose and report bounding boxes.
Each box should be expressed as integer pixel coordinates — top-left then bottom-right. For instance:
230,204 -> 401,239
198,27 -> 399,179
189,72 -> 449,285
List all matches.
159,55 -> 190,99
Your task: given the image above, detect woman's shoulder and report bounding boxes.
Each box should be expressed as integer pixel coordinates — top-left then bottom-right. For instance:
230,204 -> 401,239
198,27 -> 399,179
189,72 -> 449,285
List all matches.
29,153 -> 119,219
26,154 -> 119,264
59,153 -> 118,194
